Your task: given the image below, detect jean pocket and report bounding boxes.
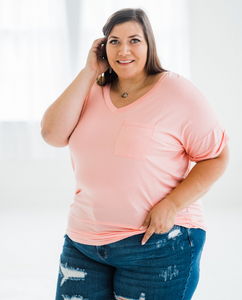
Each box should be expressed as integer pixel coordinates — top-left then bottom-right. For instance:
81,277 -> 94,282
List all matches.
153,231 -> 169,236
152,225 -> 181,236
114,121 -> 155,160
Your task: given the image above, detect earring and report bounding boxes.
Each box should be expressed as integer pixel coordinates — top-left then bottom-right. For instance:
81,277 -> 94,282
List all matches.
109,65 -> 112,74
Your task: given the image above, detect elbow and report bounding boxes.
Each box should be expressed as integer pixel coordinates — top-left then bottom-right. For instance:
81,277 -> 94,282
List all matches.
41,127 -> 69,148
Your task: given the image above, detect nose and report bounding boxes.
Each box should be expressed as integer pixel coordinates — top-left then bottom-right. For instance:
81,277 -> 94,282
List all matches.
118,42 -> 131,56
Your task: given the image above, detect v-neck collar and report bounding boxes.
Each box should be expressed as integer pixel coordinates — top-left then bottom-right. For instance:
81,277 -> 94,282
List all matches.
103,72 -> 169,114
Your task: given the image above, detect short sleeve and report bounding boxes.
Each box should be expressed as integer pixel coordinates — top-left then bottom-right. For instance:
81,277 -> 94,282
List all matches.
185,121 -> 229,162
173,74 -> 230,162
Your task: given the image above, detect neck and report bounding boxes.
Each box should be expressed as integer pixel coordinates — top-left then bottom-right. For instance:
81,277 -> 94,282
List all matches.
116,73 -> 148,93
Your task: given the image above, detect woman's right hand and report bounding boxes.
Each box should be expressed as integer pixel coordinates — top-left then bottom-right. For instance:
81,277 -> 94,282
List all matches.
85,37 -> 109,77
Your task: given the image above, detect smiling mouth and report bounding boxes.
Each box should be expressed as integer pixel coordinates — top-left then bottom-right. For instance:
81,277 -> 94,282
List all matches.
117,60 -> 134,64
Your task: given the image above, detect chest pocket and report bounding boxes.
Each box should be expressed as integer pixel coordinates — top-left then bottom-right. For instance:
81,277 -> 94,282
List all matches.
114,121 -> 155,160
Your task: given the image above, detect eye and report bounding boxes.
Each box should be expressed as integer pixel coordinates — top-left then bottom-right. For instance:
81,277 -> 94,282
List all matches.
109,40 -> 119,45
131,38 -> 140,44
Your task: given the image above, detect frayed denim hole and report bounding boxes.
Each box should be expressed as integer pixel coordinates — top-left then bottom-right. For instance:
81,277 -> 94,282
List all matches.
59,254 -> 87,287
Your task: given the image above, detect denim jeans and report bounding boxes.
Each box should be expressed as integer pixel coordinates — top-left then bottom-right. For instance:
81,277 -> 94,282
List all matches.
55,225 -> 206,300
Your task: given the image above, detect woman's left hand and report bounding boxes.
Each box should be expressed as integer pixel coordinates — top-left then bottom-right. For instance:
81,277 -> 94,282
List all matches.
141,198 -> 178,245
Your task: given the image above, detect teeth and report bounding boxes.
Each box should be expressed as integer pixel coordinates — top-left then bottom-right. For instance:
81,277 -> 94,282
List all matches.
118,60 -> 133,63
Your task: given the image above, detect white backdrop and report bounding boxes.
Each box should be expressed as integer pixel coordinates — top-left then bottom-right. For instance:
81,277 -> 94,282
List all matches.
0,0 -> 71,121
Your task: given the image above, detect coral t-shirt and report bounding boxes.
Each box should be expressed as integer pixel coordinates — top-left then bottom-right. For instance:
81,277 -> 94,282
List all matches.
67,72 -> 229,246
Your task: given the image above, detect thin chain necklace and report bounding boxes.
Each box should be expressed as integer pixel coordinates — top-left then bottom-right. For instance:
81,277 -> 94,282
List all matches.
117,76 -> 148,98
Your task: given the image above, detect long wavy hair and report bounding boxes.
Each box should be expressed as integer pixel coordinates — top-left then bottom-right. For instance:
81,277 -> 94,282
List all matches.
96,8 -> 167,86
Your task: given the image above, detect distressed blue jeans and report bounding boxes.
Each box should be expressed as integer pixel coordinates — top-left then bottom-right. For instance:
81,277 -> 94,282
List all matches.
55,225 -> 206,300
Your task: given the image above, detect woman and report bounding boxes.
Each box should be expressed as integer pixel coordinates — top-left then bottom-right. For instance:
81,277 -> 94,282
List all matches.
41,8 -> 229,300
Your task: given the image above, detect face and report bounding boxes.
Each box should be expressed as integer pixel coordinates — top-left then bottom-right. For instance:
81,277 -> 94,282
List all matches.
106,21 -> 148,79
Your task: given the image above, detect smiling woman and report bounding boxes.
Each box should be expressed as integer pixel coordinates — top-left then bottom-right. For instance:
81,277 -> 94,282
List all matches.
106,21 -> 148,101
97,9 -> 166,86
107,22 -> 148,75
97,8 -> 167,109
40,7 -> 229,300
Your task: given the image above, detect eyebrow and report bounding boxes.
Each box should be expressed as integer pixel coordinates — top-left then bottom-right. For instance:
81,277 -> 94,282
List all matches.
108,34 -> 142,40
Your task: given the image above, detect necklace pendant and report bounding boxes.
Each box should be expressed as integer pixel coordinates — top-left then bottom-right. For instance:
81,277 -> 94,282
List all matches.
122,93 -> 128,98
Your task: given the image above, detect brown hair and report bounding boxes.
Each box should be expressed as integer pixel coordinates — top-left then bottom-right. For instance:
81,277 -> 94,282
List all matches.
96,8 -> 167,86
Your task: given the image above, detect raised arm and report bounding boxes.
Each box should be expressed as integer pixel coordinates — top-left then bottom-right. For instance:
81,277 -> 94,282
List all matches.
41,38 -> 108,147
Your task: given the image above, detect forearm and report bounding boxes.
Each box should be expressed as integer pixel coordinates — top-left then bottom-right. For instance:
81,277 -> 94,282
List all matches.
41,68 -> 98,147
166,145 -> 230,212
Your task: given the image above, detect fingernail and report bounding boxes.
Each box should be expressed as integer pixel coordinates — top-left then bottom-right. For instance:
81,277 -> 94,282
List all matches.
141,240 -> 146,245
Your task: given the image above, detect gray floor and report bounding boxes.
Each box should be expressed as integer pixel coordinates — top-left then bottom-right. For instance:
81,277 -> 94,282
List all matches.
0,206 -> 241,300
